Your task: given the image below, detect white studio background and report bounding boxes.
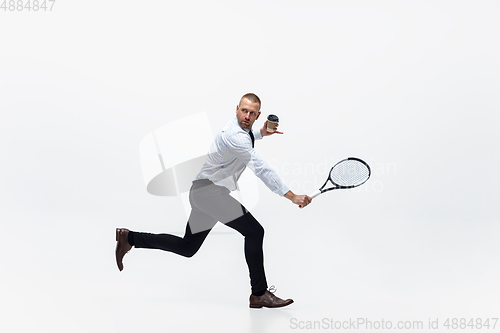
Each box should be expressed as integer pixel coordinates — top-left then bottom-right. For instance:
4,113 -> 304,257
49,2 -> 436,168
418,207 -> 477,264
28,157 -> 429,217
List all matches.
1,1 -> 499,332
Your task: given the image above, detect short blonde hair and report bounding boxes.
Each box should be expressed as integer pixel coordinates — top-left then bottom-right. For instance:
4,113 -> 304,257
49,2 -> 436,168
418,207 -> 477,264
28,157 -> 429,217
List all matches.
240,93 -> 261,110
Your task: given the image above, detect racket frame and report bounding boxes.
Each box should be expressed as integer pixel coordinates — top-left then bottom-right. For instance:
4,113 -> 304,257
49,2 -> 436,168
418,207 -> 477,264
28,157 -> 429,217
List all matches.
314,157 -> 371,197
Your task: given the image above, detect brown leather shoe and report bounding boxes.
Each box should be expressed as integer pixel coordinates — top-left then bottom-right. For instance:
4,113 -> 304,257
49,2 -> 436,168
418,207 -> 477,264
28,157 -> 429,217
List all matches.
249,287 -> 294,308
115,228 -> 132,271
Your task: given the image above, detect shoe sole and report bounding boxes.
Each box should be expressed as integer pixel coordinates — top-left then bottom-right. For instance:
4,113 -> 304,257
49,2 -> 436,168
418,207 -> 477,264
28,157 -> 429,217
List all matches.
115,228 -> 124,271
249,300 -> 294,308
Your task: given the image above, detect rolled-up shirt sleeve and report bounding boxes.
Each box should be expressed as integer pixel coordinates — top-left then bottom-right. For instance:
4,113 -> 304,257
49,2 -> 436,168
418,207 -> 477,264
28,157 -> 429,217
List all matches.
223,132 -> 289,196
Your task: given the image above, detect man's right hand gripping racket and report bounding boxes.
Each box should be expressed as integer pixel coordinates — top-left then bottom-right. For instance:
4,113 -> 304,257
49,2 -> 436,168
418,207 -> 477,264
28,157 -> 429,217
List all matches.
300,157 -> 371,208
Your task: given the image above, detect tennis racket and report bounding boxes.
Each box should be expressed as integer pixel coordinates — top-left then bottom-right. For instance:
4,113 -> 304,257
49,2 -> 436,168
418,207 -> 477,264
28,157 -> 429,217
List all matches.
300,157 -> 370,208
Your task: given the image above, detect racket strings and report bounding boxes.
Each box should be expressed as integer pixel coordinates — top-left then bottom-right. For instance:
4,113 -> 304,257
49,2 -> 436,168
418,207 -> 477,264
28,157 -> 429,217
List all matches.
330,159 -> 370,187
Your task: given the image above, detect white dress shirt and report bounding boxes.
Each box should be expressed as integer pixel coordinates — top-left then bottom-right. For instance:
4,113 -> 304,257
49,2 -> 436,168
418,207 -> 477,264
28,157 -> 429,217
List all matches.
195,117 -> 289,196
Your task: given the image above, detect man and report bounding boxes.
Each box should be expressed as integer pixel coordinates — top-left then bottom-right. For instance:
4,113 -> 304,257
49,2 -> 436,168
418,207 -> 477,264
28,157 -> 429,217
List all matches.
116,93 -> 312,308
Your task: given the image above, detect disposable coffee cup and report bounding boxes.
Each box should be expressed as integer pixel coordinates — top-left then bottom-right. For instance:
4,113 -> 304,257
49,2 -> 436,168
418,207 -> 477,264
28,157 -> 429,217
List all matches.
266,114 -> 279,133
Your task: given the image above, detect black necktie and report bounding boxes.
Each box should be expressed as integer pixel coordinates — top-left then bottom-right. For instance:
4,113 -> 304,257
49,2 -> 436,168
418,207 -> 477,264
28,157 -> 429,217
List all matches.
248,130 -> 255,148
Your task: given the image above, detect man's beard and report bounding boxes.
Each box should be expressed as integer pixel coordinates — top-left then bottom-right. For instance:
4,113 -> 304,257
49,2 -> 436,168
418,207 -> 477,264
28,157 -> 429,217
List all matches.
240,120 -> 251,129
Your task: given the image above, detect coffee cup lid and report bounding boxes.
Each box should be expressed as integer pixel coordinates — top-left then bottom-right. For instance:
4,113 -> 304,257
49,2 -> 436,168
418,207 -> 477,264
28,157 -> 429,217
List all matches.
267,114 -> 279,122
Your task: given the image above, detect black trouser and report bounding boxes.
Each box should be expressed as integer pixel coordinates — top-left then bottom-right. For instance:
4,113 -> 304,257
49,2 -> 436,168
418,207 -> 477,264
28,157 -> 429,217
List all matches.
129,179 -> 268,295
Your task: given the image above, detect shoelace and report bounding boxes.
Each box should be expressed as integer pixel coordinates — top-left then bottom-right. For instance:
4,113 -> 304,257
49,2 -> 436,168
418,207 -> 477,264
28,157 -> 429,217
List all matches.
268,285 -> 277,293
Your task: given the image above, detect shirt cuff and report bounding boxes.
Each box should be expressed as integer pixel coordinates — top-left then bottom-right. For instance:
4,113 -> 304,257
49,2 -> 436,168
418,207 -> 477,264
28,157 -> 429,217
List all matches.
276,185 -> 290,197
253,128 -> 263,140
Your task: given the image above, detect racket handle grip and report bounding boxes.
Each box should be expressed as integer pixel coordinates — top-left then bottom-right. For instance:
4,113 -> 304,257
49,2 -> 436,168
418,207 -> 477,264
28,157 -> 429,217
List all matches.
299,190 -> 321,209
309,190 -> 321,199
